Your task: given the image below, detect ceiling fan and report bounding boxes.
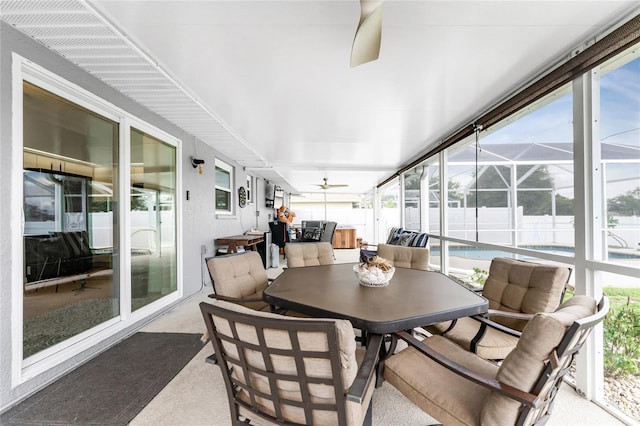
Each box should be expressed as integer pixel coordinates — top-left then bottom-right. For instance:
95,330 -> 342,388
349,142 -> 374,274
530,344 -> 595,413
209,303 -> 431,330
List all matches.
350,0 -> 383,67
315,178 -> 349,190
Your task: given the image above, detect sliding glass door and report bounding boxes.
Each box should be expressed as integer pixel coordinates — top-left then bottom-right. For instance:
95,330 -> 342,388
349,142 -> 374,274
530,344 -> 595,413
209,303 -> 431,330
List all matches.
22,82 -> 119,358
21,78 -> 180,361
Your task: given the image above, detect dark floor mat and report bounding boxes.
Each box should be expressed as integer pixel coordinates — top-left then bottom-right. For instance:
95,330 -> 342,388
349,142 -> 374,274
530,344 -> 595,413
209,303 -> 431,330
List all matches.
1,332 -> 206,425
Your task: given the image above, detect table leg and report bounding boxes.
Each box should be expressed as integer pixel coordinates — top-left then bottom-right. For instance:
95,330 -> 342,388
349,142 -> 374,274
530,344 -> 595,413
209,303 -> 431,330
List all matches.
375,333 -> 398,388
227,242 -> 237,253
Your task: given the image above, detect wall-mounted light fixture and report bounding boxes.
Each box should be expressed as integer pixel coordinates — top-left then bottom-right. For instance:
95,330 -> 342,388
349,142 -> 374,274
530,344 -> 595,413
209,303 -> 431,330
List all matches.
191,157 -> 205,174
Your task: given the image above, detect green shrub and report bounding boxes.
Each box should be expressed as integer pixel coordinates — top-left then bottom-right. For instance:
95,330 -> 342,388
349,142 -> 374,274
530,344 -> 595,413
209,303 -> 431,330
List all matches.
603,301 -> 640,377
471,267 -> 488,285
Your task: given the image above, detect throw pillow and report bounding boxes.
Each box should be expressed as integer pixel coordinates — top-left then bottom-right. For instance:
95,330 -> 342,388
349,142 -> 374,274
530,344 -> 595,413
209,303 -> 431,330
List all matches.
397,232 -> 416,246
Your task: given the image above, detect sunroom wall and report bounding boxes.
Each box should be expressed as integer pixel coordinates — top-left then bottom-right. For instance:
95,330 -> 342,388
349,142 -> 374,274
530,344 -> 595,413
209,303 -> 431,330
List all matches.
400,47 -> 640,423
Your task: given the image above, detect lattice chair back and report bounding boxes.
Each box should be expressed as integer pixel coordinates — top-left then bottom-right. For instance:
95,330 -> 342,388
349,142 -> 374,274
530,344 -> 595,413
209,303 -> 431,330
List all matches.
200,300 -> 378,426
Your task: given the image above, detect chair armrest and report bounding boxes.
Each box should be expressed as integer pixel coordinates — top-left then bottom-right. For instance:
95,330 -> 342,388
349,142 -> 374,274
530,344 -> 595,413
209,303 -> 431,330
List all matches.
472,314 -> 523,338
346,334 -> 383,404
207,294 -> 265,304
486,309 -> 534,321
393,331 -> 539,408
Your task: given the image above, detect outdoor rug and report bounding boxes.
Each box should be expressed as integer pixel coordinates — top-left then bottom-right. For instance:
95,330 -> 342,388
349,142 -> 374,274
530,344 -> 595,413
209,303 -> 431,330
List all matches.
1,332 -> 206,425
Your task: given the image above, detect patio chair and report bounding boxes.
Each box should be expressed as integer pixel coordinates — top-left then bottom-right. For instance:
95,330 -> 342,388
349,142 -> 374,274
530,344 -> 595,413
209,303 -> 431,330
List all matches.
300,220 -> 324,241
376,243 -> 429,271
285,241 -> 335,268
359,227 -> 428,262
320,221 -> 338,258
425,257 -> 571,360
320,221 -> 338,243
205,251 -> 272,312
200,299 -> 383,426
383,295 -> 609,426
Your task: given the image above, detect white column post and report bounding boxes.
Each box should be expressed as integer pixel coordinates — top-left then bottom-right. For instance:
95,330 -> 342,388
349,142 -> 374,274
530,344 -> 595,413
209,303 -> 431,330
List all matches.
440,150 -> 449,275
573,68 -> 604,400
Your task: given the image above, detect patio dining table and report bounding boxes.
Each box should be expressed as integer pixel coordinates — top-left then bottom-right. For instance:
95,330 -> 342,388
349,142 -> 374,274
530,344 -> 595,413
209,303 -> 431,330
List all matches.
264,263 -> 488,384
264,262 -> 488,335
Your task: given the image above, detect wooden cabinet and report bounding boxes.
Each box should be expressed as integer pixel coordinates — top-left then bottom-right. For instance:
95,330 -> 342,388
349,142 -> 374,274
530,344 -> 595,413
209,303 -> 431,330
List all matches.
333,228 -> 357,249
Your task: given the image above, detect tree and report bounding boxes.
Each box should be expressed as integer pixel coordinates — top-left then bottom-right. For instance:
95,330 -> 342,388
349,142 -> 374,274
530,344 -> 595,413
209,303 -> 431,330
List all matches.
608,187 -> 640,216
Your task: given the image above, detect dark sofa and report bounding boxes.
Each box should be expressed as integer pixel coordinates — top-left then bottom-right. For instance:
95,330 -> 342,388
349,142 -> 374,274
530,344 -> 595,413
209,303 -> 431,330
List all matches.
24,231 -> 94,283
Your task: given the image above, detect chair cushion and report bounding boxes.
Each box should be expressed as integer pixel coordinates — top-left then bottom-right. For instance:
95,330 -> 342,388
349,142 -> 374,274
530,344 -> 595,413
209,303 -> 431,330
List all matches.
481,295 -> 597,425
285,242 -> 335,268
386,227 -> 404,244
427,258 -> 572,360
479,258 -> 570,331
408,232 -> 429,247
206,252 -> 270,310
396,232 -> 416,246
384,335 -> 498,426
211,300 -> 368,426
427,316 -> 519,360
391,230 -> 429,248
377,244 -> 429,271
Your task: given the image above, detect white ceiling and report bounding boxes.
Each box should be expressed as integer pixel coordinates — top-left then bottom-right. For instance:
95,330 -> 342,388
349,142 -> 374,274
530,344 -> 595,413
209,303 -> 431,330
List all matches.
3,1 -> 640,195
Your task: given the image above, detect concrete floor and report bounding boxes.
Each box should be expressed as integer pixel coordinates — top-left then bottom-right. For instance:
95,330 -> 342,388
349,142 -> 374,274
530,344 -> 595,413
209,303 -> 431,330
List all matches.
130,249 -> 626,426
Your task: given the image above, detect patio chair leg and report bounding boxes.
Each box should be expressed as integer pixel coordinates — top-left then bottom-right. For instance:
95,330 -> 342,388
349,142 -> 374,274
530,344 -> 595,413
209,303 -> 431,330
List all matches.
206,353 -> 218,365
363,400 -> 373,426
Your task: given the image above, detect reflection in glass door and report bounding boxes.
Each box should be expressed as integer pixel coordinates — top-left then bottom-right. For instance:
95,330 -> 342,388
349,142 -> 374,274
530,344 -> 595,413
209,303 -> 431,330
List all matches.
130,128 -> 177,311
22,82 -> 119,358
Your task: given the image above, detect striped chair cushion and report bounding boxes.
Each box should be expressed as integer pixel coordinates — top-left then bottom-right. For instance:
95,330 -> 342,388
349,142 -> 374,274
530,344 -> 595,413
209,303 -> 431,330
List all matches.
386,227 -> 405,244
395,231 -> 429,247
409,232 -> 429,247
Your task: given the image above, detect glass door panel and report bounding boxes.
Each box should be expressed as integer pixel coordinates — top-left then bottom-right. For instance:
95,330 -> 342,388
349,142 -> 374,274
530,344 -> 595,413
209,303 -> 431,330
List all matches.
130,128 -> 177,311
22,82 -> 119,358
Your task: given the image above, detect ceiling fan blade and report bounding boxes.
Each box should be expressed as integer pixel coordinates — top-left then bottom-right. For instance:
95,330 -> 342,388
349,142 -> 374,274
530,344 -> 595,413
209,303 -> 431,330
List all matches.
350,0 -> 383,68
314,179 -> 349,189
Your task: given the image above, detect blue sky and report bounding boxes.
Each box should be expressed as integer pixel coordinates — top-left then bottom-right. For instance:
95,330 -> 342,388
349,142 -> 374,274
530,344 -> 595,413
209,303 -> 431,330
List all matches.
475,56 -> 640,198
601,57 -> 640,147
482,57 -> 640,148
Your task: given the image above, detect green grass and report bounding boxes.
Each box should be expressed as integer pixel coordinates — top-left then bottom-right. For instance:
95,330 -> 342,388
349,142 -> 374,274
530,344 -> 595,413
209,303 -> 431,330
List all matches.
603,287 -> 640,298
564,287 -> 639,310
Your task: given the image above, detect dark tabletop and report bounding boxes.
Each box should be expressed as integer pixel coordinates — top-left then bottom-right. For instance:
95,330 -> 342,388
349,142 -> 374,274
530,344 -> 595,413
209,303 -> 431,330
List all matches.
264,263 -> 488,334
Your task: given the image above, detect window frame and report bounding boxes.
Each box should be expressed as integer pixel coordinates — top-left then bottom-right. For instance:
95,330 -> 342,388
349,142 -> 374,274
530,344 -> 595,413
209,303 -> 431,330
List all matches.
246,174 -> 254,205
215,158 -> 234,215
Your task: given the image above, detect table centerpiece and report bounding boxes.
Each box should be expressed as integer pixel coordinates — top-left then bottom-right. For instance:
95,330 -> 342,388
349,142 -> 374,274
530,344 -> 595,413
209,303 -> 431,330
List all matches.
353,256 -> 395,287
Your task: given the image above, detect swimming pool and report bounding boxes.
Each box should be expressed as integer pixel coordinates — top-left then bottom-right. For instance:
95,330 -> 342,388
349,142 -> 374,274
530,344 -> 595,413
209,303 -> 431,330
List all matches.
429,245 -> 639,260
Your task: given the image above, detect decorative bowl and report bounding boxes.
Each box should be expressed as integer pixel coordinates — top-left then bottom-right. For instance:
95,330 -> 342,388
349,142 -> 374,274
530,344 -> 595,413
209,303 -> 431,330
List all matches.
353,264 -> 395,287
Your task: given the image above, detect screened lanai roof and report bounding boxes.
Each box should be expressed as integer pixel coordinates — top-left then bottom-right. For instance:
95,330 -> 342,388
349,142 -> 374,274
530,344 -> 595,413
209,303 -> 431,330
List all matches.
449,142 -> 640,163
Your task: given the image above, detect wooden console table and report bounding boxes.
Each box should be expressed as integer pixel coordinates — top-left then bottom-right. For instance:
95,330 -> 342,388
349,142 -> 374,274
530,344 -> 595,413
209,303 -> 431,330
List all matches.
215,235 -> 264,254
